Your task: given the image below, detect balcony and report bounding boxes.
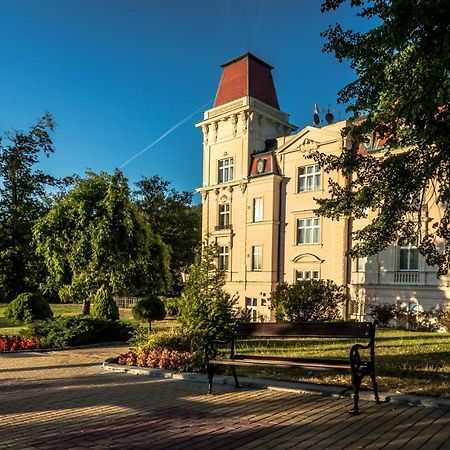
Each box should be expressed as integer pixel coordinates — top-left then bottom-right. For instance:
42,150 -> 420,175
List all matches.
215,224 -> 232,231
394,271 -> 420,284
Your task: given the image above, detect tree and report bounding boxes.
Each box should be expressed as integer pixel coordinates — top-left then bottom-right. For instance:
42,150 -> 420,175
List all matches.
133,175 -> 201,292
316,0 -> 450,275
178,241 -> 239,338
33,170 -> 171,302
132,294 -> 166,331
269,279 -> 345,323
0,113 -> 58,302
91,285 -> 119,321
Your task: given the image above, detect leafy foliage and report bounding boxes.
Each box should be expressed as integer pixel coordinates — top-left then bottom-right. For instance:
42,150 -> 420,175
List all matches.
91,285 -> 119,321
368,303 -> 397,327
5,292 -> 53,324
178,241 -> 240,338
270,279 -> 345,322
133,175 -> 201,292
24,316 -> 134,348
132,294 -> 166,331
33,170 -> 171,302
318,0 -> 450,275
0,113 -> 58,302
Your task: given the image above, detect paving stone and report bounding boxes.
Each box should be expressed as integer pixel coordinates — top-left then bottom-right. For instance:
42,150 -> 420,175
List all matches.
1,345 -> 449,449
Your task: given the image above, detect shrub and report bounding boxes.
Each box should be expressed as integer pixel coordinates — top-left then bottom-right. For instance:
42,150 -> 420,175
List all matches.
269,279 -> 345,322
368,303 -> 397,326
5,292 -> 53,324
161,296 -> 181,316
0,335 -> 42,352
118,347 -> 197,371
24,316 -> 134,348
132,295 -> 166,331
91,285 -> 119,321
179,242 -> 240,339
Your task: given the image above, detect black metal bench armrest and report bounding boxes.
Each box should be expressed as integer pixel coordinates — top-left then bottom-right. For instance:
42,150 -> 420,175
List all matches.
205,337 -> 233,362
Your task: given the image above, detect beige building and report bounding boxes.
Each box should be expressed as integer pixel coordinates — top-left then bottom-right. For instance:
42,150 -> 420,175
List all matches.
196,53 -> 450,321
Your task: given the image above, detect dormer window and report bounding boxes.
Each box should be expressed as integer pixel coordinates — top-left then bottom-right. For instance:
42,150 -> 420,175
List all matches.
218,158 -> 234,183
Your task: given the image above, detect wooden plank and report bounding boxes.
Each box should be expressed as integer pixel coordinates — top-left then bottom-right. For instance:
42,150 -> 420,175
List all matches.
209,357 -> 351,370
235,321 -> 375,338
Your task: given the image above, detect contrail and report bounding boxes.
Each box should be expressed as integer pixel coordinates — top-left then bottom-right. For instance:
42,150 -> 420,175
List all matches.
120,98 -> 213,169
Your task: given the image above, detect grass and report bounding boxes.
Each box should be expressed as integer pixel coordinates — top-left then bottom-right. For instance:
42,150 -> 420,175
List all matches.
0,303 -> 177,336
219,329 -> 450,398
1,304 -> 448,397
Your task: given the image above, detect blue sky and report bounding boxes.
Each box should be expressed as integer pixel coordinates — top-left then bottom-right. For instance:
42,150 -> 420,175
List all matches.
0,0 -> 361,201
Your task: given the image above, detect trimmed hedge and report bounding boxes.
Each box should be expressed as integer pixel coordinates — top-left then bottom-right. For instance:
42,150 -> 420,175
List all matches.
5,292 -> 53,324
24,316 -> 135,348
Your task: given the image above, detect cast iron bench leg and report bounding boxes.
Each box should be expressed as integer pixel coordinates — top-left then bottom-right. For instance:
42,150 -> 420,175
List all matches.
351,371 -> 363,415
207,364 -> 216,394
370,371 -> 380,404
231,366 -> 240,388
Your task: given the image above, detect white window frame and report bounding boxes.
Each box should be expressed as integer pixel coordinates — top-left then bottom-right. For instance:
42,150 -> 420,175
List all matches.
295,270 -> 319,282
297,217 -> 320,244
218,203 -> 230,229
245,297 -> 258,322
399,243 -> 419,271
218,246 -> 229,271
218,158 -> 234,183
298,164 -> 321,193
253,197 -> 263,222
252,245 -> 263,271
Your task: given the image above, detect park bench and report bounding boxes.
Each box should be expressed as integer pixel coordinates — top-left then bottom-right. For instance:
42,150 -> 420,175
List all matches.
206,321 -> 380,415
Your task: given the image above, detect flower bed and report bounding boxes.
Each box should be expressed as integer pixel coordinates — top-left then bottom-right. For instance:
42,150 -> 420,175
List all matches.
0,335 -> 42,352
118,346 -> 196,371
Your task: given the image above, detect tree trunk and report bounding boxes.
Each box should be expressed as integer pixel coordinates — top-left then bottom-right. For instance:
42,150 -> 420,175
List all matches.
148,319 -> 152,332
82,299 -> 91,315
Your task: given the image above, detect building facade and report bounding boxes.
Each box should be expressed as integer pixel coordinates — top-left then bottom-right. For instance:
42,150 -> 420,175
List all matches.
196,53 -> 450,321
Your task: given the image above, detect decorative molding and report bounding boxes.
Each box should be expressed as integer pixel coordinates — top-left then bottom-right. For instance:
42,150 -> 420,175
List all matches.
207,99 -> 244,119
239,180 -> 248,193
202,124 -> 209,145
299,138 -> 320,153
219,194 -> 228,204
231,114 -> 238,137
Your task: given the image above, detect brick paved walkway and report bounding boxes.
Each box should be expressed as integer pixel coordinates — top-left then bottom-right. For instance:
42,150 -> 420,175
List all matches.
1,346 -> 449,449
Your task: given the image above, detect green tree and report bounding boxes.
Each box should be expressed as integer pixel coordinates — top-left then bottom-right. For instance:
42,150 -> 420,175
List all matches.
179,241 -> 239,338
132,294 -> 166,331
317,0 -> 450,275
134,175 -> 201,292
33,170 -> 171,302
0,113 -> 58,302
91,285 -> 119,321
270,279 -> 345,323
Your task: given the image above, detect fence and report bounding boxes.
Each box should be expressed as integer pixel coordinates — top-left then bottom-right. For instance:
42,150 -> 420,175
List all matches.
114,296 -> 139,309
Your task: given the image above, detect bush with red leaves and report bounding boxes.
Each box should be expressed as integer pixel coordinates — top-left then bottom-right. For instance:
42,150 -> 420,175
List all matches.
0,335 -> 42,352
118,346 -> 197,371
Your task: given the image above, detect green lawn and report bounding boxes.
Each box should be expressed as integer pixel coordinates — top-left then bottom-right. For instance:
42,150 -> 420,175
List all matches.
1,305 -> 448,397
0,303 -> 176,335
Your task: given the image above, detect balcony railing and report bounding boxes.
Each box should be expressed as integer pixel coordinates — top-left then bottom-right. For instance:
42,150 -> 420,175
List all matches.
394,271 -> 420,284
215,224 -> 232,231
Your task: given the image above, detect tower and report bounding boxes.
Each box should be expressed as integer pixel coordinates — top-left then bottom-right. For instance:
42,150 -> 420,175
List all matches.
196,53 -> 296,320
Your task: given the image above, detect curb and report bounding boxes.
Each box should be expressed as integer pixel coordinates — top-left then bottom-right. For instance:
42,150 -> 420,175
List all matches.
102,360 -> 450,409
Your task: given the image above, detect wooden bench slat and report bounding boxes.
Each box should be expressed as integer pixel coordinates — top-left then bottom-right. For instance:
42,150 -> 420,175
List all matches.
209,358 -> 352,370
235,322 -> 373,339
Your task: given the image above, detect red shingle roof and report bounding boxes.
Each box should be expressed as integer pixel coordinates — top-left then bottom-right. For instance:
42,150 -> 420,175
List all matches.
214,53 -> 280,110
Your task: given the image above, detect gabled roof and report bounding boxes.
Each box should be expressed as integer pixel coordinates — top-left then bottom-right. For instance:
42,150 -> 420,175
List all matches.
214,53 -> 280,110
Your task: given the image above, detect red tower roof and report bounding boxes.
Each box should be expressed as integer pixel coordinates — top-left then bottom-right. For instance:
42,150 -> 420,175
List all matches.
214,53 -> 280,110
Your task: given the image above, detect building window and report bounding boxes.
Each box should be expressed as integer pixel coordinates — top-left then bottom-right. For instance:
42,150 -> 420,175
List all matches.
356,257 -> 367,272
295,270 -> 319,282
253,197 -> 263,222
298,164 -> 321,192
252,245 -> 262,271
245,297 -> 258,322
399,240 -> 419,271
297,218 -> 320,244
218,204 -> 230,229
218,158 -> 234,183
218,246 -> 229,271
